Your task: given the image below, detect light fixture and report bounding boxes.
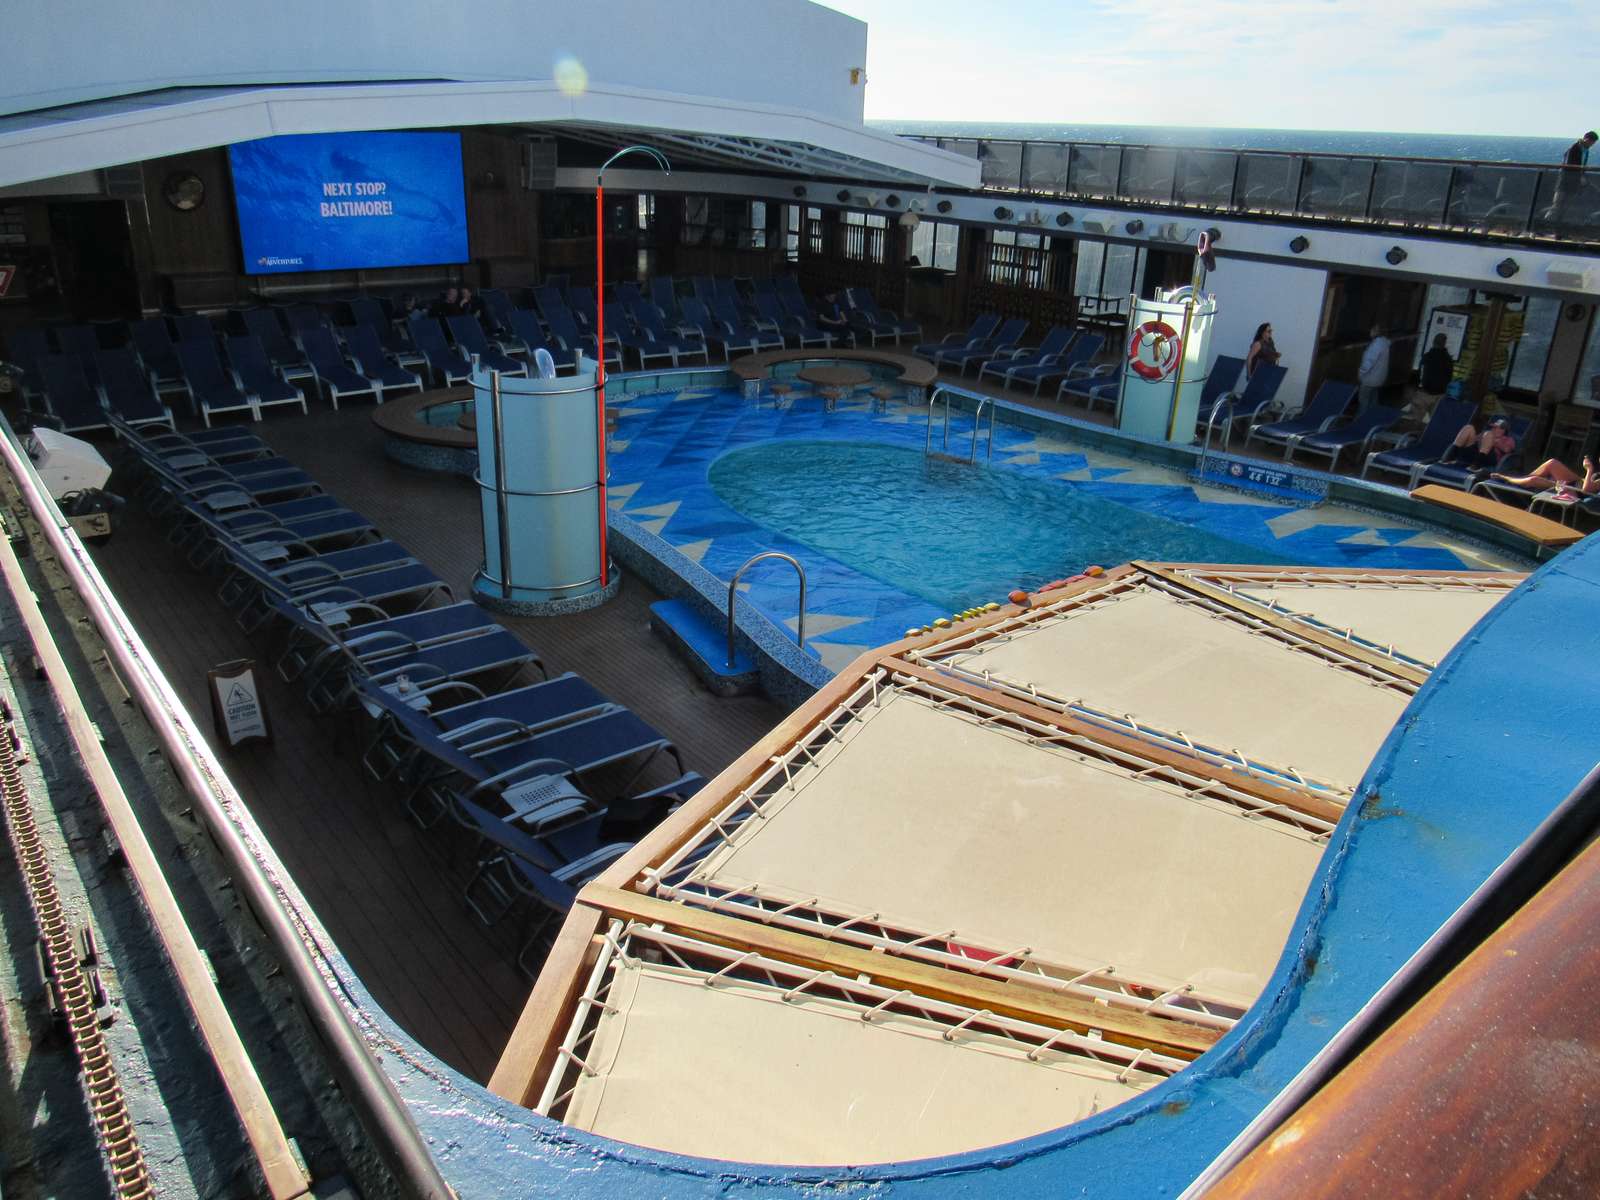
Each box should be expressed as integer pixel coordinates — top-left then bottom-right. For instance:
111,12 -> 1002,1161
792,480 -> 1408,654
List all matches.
1385,245 -> 1407,265
1496,257 -> 1519,278
1289,235 -> 1310,254
837,189 -> 851,203
898,211 -> 920,228
885,194 -> 901,209
863,192 -> 880,208
1125,219 -> 1145,235
936,199 -> 953,214
1054,211 -> 1074,227
793,185 -> 806,198
1080,218 -> 1109,235
994,206 -> 1014,220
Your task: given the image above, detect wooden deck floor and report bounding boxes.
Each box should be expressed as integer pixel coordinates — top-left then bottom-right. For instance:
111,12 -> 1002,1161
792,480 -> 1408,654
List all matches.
87,405 -> 786,1083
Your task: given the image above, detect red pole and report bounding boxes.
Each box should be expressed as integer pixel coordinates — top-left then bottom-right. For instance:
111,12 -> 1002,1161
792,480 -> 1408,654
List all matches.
595,180 -> 609,588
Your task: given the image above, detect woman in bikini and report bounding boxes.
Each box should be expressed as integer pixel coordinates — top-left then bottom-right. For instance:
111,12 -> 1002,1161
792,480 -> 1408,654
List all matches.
1492,454 -> 1598,495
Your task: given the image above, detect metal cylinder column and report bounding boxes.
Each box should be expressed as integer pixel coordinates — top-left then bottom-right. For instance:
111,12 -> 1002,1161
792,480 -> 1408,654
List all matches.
470,361 -> 621,614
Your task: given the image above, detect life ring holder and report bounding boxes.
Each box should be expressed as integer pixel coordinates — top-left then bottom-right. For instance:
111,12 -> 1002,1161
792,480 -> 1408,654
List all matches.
1127,319 -> 1183,381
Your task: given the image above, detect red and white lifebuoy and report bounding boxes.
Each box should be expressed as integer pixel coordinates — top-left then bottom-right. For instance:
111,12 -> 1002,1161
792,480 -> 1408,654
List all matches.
1127,319 -> 1182,381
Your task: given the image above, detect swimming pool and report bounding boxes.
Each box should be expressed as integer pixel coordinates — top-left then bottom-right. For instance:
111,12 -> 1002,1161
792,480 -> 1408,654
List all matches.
605,385 -> 1527,670
711,440 -> 1294,612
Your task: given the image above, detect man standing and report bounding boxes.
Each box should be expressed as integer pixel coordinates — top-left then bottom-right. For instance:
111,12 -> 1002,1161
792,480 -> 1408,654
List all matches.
1549,130 -> 1597,223
1358,323 -> 1391,413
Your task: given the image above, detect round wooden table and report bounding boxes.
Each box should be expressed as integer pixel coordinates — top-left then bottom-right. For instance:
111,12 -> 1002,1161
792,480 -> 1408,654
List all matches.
796,365 -> 872,390
798,364 -> 871,412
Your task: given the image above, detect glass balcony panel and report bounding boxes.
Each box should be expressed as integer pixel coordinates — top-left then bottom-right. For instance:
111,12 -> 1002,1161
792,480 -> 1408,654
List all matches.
1233,154 -> 1300,214
1067,144 -> 1122,198
1023,142 -> 1072,195
980,142 -> 1023,190
1120,146 -> 1177,203
1445,165 -> 1539,235
1369,161 -> 1452,226
1298,157 -> 1374,219
1172,150 -> 1237,208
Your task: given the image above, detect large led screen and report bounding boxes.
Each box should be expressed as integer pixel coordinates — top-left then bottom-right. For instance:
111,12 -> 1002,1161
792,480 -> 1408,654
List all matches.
229,131 -> 468,274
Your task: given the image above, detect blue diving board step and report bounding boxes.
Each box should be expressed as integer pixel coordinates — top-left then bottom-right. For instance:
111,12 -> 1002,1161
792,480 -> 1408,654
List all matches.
649,599 -> 759,696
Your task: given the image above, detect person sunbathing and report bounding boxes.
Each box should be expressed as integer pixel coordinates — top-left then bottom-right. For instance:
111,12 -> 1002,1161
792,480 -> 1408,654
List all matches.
1441,416 -> 1516,469
1492,454 -> 1598,495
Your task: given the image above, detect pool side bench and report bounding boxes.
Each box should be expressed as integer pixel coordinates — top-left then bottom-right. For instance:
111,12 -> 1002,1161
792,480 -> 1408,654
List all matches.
1409,484 -> 1585,553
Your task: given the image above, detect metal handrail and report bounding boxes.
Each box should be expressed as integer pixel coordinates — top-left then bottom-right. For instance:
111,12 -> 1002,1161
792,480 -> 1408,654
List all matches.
1201,394 -> 1233,459
727,552 -> 806,669
970,397 -> 996,464
0,419 -> 455,1200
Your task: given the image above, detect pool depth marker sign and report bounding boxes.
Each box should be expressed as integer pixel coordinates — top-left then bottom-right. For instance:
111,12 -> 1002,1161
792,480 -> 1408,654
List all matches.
208,658 -> 272,748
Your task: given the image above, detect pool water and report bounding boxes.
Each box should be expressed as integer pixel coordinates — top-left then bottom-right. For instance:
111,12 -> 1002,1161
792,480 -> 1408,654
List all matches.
709,440 -> 1295,612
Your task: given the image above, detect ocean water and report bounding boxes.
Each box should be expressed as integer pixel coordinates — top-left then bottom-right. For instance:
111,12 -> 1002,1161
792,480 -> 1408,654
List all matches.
873,121 -> 1570,166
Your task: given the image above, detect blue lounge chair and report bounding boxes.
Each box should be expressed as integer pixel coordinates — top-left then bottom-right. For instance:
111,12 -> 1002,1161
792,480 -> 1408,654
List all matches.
1003,332 -> 1106,397
540,301 -> 621,370
225,336 -> 309,417
94,348 -> 173,430
177,339 -> 257,426
340,324 -> 424,401
305,624 -> 541,713
1058,363 -> 1125,411
843,287 -> 921,345
278,598 -> 498,682
478,289 -> 519,338
128,318 -> 189,400
1291,405 -> 1403,469
38,355 -> 109,433
708,297 -> 783,355
605,303 -> 677,369
283,304 -> 329,338
935,317 -> 1030,374
649,277 -> 680,321
1245,381 -> 1359,456
298,327 -> 381,408
346,302 -> 427,371
751,292 -> 830,348
1197,359 -> 1278,448
219,546 -> 450,635
171,314 -> 217,346
916,314 -> 1001,362
55,324 -> 103,362
628,301 -> 709,365
238,309 -> 314,383
445,314 -> 527,377
1361,398 -> 1476,483
505,310 -> 577,373
1416,415 -> 1532,491
5,327 -> 54,405
977,325 -> 1073,384
406,315 -> 473,387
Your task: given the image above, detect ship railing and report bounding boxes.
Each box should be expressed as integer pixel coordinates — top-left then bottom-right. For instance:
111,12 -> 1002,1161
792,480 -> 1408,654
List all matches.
903,134 -> 1600,246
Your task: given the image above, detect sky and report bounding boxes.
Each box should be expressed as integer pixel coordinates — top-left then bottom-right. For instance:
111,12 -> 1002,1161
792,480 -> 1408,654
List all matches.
817,0 -> 1596,137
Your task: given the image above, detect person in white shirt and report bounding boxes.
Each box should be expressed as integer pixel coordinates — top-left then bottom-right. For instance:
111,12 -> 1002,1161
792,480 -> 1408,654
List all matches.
1357,324 -> 1391,412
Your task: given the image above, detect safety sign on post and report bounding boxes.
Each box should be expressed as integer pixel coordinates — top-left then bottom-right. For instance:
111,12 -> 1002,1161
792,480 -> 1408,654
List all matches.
207,658 -> 272,748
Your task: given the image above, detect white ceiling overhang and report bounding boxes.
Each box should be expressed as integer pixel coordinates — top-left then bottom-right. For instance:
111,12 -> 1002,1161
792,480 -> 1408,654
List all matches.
0,78 -> 978,190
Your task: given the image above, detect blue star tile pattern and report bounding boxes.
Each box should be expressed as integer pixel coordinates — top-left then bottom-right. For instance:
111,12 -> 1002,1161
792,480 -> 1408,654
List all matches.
607,385 -> 1529,673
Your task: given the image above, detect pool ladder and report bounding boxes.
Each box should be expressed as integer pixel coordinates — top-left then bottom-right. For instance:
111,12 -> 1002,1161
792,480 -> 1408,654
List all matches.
925,386 -> 996,464
727,551 -> 807,669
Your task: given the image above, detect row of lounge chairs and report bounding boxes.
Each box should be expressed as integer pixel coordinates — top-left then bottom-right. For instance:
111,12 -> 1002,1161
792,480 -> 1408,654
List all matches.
914,316 -> 1111,403
112,413 -> 703,973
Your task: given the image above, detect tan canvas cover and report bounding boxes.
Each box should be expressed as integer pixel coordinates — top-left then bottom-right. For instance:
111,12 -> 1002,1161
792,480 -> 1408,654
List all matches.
1229,582 -> 1507,667
564,956 -> 1151,1164
689,692 -> 1323,1007
951,586 -> 1409,790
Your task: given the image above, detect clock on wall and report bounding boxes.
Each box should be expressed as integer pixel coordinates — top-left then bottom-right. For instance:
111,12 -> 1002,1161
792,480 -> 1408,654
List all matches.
162,171 -> 206,212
